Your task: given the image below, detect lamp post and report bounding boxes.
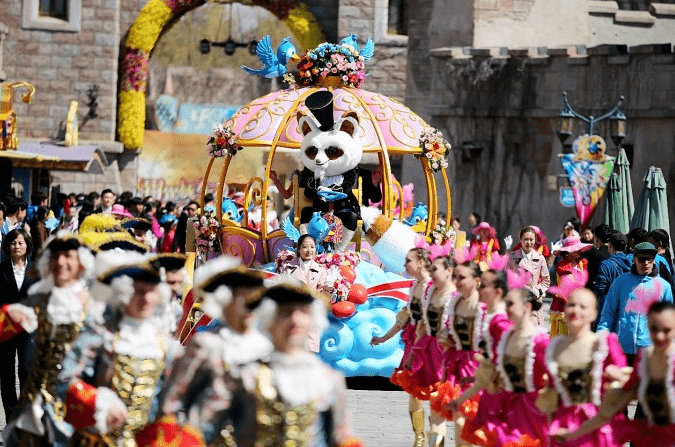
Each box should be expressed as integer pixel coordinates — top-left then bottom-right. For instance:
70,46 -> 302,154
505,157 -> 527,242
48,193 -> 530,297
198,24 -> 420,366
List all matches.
556,91 -> 627,147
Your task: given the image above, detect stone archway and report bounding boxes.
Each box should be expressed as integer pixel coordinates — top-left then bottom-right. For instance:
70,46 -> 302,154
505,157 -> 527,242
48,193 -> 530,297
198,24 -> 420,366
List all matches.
118,0 -> 326,150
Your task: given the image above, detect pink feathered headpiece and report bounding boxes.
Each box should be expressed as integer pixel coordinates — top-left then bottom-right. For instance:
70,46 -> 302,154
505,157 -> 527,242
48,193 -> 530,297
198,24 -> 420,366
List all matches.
548,269 -> 589,301
414,235 -> 454,261
454,247 -> 477,264
486,252 -> 510,271
506,268 -> 533,289
625,280 -> 664,315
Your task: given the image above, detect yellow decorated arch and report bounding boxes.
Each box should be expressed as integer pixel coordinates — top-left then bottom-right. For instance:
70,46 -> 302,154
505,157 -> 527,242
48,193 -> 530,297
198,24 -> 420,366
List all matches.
118,0 -> 326,150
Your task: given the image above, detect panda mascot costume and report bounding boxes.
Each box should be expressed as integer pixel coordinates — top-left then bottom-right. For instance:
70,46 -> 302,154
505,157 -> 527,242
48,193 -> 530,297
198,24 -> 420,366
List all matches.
296,91 -> 363,251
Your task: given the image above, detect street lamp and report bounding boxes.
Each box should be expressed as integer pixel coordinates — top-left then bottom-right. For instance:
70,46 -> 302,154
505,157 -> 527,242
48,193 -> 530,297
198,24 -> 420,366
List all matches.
556,91 -> 626,146
199,37 -> 258,56
198,3 -> 258,57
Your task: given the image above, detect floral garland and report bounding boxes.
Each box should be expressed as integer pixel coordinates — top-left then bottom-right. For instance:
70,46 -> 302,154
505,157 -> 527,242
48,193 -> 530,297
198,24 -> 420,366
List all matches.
193,210 -> 221,252
207,124 -> 240,157
296,42 -> 366,88
118,0 -> 326,150
429,218 -> 451,245
415,126 -> 451,172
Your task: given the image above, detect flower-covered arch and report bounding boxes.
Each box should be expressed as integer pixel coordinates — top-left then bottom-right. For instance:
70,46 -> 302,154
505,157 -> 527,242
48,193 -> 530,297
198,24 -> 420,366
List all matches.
118,0 -> 327,150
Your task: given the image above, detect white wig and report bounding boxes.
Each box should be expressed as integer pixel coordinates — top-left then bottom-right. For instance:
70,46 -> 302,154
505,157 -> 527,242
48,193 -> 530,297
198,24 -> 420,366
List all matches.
193,256 -> 241,320
37,231 -> 95,281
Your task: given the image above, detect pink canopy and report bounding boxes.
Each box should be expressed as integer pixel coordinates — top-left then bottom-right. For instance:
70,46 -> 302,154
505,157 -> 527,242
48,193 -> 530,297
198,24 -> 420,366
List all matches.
223,86 -> 430,154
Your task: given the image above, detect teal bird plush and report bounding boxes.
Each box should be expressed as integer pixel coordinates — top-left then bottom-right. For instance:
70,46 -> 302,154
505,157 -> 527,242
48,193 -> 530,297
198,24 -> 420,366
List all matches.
241,35 -> 300,78
339,32 -> 375,62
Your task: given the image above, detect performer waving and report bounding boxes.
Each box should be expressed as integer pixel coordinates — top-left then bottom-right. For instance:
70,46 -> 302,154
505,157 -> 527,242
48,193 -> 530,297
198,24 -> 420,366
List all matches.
372,248 -> 432,447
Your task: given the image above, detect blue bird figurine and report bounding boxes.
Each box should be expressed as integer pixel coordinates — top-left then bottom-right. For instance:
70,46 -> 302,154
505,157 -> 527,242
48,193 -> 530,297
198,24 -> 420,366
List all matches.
339,32 -> 375,62
403,202 -> 429,227
307,211 -> 334,245
241,35 -> 300,78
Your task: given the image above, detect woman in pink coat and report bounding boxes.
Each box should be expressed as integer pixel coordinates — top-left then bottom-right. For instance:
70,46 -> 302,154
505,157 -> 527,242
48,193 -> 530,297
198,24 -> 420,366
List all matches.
508,226 -> 551,325
280,234 -> 329,292
279,234 -> 330,351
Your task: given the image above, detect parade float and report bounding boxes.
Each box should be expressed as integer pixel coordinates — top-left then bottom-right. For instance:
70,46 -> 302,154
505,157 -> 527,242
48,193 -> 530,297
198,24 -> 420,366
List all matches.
183,35 -> 453,377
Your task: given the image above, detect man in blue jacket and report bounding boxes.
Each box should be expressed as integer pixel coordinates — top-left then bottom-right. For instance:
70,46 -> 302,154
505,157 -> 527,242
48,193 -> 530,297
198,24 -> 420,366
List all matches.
593,231 -> 632,328
597,242 -> 674,361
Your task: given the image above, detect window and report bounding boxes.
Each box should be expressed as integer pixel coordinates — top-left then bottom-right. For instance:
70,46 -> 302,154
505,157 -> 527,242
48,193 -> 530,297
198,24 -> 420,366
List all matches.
22,0 -> 81,32
39,0 -> 68,20
388,0 -> 408,36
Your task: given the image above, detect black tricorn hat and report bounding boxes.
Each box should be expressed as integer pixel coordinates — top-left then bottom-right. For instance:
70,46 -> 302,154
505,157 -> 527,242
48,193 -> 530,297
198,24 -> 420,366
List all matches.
121,218 -> 152,233
200,267 -> 266,293
98,263 -> 161,285
253,282 -> 318,308
149,253 -> 187,273
46,234 -> 85,253
304,90 -> 334,131
93,232 -> 150,254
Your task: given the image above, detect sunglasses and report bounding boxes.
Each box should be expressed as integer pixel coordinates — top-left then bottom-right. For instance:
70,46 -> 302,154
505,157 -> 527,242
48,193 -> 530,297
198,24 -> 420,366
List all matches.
635,255 -> 655,263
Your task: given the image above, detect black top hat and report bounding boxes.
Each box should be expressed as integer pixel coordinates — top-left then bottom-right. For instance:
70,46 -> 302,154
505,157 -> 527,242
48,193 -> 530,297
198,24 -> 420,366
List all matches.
121,218 -> 152,233
149,253 -> 187,273
304,90 -> 335,131
46,234 -> 85,253
98,263 -> 161,285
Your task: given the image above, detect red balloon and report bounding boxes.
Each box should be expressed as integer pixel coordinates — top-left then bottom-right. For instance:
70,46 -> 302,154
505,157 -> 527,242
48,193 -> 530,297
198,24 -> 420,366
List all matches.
339,265 -> 356,283
332,301 -> 356,318
347,284 -> 367,305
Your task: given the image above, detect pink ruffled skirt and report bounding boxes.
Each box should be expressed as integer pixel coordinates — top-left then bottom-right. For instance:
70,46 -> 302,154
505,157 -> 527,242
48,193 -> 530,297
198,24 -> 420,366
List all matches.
408,334 -> 445,388
442,349 -> 480,385
548,404 -> 624,447
479,391 -> 548,445
398,323 -> 416,368
612,418 -> 675,446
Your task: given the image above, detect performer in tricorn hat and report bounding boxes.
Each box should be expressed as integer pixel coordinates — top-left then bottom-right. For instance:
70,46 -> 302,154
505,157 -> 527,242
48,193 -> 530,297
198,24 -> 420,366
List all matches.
55,254 -> 186,447
2,233 -> 95,447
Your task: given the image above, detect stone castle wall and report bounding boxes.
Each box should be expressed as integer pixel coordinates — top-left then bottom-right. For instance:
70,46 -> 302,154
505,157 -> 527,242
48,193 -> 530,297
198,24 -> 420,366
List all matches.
402,43 -> 675,240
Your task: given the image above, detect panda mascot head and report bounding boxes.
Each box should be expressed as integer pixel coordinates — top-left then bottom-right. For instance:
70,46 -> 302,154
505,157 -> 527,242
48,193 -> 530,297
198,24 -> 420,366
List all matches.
297,91 -> 362,179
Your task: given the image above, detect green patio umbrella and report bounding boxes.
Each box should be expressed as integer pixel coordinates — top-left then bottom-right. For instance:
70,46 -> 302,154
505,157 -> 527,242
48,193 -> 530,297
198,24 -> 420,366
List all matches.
630,166 -> 670,233
604,148 -> 634,233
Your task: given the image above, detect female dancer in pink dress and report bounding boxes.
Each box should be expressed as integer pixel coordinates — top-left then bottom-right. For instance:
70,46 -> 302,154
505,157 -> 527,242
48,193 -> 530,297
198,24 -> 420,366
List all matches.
541,288 -> 626,447
372,247 -> 432,447
555,301 -> 675,446
454,286 -> 549,445
432,260 -> 486,446
449,268 -> 514,446
396,254 -> 457,447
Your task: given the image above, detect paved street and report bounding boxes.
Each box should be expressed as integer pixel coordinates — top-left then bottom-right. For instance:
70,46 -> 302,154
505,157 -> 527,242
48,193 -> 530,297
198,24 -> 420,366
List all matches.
347,389 -> 455,447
